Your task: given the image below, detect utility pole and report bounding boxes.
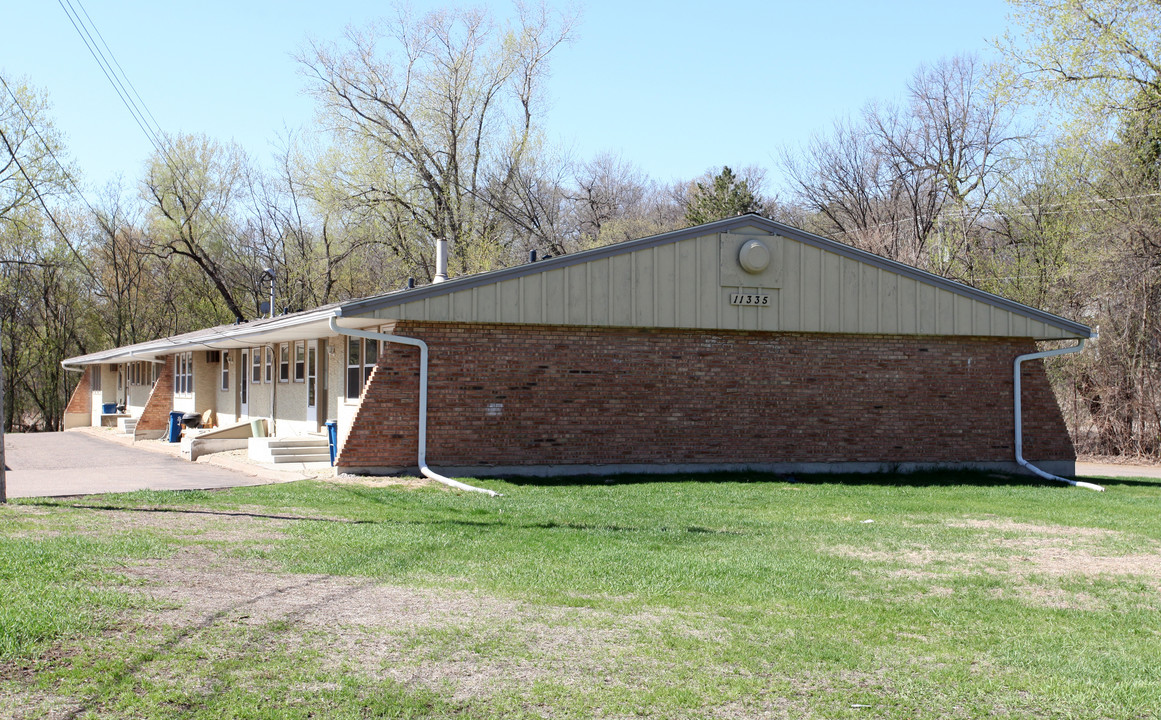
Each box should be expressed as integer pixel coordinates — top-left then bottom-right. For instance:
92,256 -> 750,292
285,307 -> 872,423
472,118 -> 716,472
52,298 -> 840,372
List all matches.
1,317 -> 6,504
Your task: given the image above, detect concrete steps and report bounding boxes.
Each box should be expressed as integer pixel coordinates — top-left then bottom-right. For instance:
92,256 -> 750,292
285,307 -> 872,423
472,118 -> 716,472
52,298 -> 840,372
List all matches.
248,435 -> 330,464
118,417 -> 138,435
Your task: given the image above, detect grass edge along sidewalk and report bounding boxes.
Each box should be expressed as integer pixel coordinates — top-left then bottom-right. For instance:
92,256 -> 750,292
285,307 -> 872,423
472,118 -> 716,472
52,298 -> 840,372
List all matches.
2,470 -> 1159,719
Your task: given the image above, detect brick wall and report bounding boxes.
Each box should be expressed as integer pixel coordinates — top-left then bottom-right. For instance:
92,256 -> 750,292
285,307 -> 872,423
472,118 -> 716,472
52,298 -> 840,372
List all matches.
134,356 -> 174,440
336,323 -> 1075,470
65,367 -> 91,414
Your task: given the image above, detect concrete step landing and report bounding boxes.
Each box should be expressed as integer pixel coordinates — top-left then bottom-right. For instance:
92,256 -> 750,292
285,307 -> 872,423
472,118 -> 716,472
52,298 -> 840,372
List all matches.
248,435 -> 331,464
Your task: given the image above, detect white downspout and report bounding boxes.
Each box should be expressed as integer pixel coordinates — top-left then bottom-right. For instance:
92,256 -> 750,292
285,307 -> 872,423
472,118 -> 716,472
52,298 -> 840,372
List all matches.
328,316 -> 498,496
266,343 -> 276,436
1014,339 -> 1104,491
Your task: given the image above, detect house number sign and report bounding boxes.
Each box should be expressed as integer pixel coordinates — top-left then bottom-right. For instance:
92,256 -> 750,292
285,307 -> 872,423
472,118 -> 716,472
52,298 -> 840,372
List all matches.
729,293 -> 770,306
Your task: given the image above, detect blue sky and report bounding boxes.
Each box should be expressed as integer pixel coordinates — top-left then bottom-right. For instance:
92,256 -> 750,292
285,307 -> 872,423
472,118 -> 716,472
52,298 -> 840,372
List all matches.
3,1 -> 1015,197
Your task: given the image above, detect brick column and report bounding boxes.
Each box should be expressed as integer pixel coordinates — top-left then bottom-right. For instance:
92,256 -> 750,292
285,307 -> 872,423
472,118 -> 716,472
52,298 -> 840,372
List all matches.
134,357 -> 174,441
63,367 -> 92,429
65,367 -> 91,414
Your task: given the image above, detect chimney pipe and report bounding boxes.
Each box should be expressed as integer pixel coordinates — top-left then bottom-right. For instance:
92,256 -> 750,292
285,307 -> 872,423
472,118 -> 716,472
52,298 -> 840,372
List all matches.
433,239 -> 448,283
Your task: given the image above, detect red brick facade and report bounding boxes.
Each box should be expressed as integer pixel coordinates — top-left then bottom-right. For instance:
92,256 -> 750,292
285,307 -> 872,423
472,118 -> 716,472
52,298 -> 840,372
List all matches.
134,356 -> 174,440
336,322 -> 1075,471
65,367 -> 91,414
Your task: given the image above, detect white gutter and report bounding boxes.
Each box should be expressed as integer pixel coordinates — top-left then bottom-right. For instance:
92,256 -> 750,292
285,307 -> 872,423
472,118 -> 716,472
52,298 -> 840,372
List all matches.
1014,339 -> 1104,492
327,316 -> 498,496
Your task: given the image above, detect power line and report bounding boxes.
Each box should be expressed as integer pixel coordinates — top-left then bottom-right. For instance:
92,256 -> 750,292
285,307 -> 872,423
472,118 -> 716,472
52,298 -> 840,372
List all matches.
57,0 -> 168,160
72,0 -> 166,143
0,127 -> 96,279
55,0 -> 261,322
0,74 -> 97,217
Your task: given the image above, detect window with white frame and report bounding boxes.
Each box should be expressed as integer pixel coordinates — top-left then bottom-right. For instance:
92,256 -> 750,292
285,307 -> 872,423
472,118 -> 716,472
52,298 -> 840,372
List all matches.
294,341 -> 305,382
264,346 -> 273,383
220,353 -> 229,391
251,347 -> 262,384
279,343 -> 290,382
175,352 -> 193,396
91,367 -> 101,391
345,337 -> 379,400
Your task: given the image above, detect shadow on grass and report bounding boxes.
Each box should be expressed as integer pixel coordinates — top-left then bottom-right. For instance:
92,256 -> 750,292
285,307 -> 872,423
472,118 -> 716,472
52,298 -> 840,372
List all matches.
19,486 -> 744,536
1074,475 -> 1161,488
493,469 -> 1152,489
18,501 -> 377,525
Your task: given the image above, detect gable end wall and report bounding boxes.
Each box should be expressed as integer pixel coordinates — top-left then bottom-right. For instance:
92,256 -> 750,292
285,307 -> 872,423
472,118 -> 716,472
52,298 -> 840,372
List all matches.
336,322 -> 1074,472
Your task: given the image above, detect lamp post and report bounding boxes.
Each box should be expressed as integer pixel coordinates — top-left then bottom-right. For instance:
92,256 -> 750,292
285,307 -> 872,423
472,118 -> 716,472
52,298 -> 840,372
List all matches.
263,267 -> 275,318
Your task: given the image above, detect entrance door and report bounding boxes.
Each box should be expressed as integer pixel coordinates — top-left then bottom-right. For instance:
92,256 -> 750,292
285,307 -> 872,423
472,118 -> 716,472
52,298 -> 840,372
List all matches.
306,344 -> 318,425
239,350 -> 249,418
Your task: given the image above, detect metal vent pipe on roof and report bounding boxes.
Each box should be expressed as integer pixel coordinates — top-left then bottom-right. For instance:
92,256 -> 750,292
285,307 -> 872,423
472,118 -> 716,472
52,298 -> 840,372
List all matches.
433,239 -> 448,283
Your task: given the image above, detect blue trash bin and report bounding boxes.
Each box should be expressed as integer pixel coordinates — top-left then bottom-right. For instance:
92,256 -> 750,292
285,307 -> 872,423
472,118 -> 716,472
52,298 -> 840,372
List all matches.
102,402 -> 117,415
324,420 -> 338,466
168,411 -> 184,443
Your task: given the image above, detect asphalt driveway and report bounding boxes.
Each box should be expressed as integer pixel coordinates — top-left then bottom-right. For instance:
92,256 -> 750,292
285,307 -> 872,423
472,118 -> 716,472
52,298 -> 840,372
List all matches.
3,431 -> 284,498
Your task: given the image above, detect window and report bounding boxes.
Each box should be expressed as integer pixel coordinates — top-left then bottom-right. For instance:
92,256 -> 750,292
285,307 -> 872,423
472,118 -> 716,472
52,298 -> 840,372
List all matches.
264,346 -> 273,383
251,347 -> 262,384
91,367 -> 101,391
345,337 -> 380,400
220,353 -> 229,391
175,352 -> 193,396
279,343 -> 290,382
294,341 -> 305,382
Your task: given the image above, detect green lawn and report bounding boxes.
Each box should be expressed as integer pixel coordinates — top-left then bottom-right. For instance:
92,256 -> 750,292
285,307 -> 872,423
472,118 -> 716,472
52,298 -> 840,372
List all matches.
1,471 -> 1159,719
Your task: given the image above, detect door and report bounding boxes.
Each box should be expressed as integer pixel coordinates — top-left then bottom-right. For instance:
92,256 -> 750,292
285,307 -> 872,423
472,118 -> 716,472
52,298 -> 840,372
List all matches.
305,344 -> 318,425
239,350 -> 249,418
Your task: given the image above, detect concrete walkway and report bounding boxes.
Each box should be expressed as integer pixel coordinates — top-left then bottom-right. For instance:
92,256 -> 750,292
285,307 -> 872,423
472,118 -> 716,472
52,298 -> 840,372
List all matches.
1076,462 -> 1161,480
3,430 -> 316,498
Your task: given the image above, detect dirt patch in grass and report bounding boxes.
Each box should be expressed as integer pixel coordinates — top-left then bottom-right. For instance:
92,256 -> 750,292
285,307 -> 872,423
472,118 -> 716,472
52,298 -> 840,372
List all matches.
830,516 -> 1161,609
329,474 -> 437,490
111,547 -> 686,702
0,685 -> 77,720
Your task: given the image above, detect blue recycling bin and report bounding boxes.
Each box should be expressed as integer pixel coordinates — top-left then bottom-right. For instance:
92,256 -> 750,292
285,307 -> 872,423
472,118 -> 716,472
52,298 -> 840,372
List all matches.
168,411 -> 184,443
324,420 -> 338,466
101,402 -> 117,415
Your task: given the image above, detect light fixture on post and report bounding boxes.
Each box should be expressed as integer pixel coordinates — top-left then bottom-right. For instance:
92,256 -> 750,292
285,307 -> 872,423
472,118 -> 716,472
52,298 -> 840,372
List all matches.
263,267 -> 276,318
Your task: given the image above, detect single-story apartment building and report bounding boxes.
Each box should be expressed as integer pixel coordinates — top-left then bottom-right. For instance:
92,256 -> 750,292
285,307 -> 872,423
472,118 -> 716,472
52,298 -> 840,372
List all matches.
61,214 -> 1094,484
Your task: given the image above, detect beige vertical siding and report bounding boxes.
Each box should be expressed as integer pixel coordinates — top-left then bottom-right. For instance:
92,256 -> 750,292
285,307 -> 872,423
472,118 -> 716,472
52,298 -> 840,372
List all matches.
367,231 -> 1085,340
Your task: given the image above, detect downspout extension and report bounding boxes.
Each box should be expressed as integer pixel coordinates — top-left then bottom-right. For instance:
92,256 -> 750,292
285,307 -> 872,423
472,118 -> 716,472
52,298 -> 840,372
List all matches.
1014,339 -> 1104,492
328,316 -> 499,497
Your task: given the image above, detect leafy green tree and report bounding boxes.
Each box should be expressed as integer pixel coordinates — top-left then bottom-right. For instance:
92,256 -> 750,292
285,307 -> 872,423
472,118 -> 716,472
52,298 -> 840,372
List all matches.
683,166 -> 764,226
1000,0 -> 1161,118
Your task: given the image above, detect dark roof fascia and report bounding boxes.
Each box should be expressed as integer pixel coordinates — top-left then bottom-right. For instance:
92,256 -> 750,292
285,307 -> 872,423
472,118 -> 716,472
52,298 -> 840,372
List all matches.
338,214 -> 1093,339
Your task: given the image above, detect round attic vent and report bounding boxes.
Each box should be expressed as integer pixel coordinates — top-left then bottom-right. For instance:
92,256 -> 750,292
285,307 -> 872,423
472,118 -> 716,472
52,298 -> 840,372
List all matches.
738,239 -> 771,274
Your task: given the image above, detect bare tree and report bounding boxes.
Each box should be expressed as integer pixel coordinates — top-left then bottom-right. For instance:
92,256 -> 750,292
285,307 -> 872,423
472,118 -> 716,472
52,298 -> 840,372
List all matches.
299,2 -> 577,279
143,133 -> 252,322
